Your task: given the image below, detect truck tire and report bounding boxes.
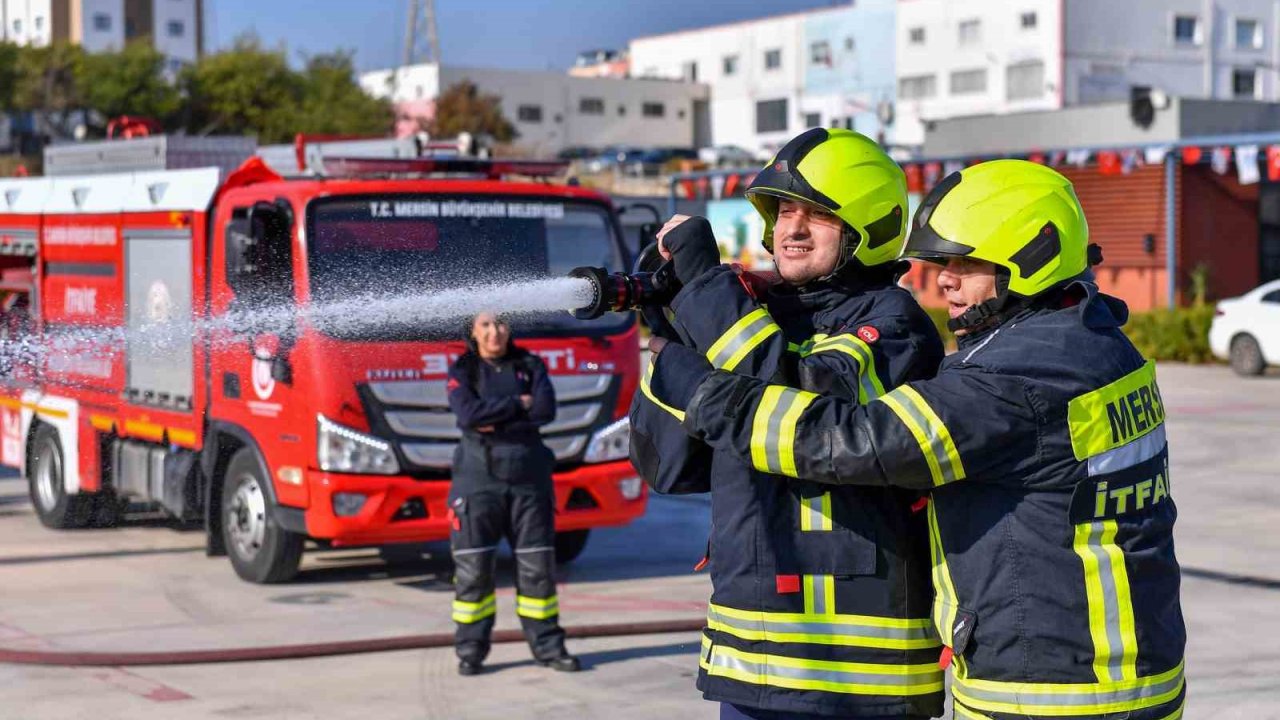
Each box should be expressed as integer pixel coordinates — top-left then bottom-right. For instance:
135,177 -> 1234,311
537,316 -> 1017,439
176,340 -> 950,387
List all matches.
1230,333 -> 1266,376
221,448 -> 304,583
554,529 -> 590,565
27,423 -> 92,529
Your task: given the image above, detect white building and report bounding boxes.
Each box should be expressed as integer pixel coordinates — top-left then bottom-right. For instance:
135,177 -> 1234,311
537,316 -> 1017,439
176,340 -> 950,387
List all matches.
0,0 -> 201,66
628,0 -> 897,156
360,63 -> 710,157
896,0 -> 1280,146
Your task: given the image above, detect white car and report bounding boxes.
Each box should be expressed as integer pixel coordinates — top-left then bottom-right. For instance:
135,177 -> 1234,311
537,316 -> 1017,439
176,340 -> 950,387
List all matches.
1209,279 -> 1280,375
697,144 -> 764,168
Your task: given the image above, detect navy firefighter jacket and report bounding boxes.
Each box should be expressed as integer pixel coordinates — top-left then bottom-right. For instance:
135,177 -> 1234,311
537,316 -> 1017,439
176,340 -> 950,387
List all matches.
448,348 -> 556,487
631,263 -> 947,719
653,282 -> 1187,720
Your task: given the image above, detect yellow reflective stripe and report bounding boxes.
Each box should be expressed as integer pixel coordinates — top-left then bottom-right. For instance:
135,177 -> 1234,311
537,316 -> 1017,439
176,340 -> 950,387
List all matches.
452,593 -> 497,623
750,386 -> 785,472
516,594 -> 560,620
1156,696 -> 1186,720
699,636 -> 944,696
1068,360 -> 1163,460
951,660 -> 1184,717
877,386 -> 965,486
807,334 -> 886,403
707,603 -> 940,650
748,385 -> 818,477
953,702 -> 995,720
927,502 -> 959,648
639,357 -> 685,422
706,308 -> 780,371
799,493 -> 833,532
1074,520 -> 1138,682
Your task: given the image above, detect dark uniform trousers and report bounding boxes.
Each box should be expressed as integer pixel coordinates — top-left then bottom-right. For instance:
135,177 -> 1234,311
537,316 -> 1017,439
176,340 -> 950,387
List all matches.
450,441 -> 566,664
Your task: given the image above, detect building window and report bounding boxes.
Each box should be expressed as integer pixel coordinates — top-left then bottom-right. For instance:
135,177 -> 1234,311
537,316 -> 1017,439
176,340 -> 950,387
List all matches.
618,104 -> 626,116
898,74 -> 937,100
950,68 -> 988,95
11,19 -> 19,34
678,108 -> 686,119
810,41 -> 832,67
756,98 -> 788,133
1236,18 -> 1263,49
1174,15 -> 1201,45
723,54 -> 739,76
1233,68 -> 1258,98
682,61 -> 698,82
579,97 -> 604,115
642,102 -> 665,118
517,105 -> 543,123
958,19 -> 981,46
93,12 -> 112,31
33,16 -> 43,32
844,36 -> 855,51
803,112 -> 821,128
1006,60 -> 1046,100
167,20 -> 184,37
1020,12 -> 1037,29
764,48 -> 782,70
908,27 -> 925,44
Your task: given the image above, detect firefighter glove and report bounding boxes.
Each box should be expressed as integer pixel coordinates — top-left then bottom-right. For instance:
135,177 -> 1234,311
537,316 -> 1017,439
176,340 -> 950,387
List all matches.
662,216 -> 721,286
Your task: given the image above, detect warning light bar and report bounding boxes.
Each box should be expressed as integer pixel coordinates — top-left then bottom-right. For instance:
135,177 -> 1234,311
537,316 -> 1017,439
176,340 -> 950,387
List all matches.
319,156 -> 570,179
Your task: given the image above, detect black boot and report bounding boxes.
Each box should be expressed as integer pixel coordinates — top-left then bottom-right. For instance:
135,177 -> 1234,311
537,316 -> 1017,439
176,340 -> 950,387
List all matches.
538,653 -> 581,672
458,659 -> 484,676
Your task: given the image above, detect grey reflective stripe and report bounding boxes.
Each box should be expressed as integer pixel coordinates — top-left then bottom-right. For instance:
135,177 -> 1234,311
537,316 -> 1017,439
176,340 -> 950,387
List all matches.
889,391 -> 962,484
809,337 -> 880,401
452,545 -> 498,556
809,576 -> 830,615
707,647 -> 935,689
709,312 -> 777,369
1084,520 -> 1127,681
954,667 -> 1184,708
514,546 -> 554,554
760,389 -> 804,474
1088,425 -> 1167,476
707,606 -> 938,643
803,496 -> 824,531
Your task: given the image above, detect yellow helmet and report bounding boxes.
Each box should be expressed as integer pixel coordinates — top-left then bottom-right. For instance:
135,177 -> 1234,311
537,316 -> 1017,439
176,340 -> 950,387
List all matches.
746,128 -> 907,270
905,159 -> 1091,299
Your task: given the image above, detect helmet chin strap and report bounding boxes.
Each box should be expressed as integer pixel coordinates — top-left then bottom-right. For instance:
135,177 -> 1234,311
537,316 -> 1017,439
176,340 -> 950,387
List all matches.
946,268 -> 1022,333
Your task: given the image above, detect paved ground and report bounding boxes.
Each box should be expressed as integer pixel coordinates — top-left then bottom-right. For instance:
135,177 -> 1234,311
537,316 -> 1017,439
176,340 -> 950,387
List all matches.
0,363 -> 1276,719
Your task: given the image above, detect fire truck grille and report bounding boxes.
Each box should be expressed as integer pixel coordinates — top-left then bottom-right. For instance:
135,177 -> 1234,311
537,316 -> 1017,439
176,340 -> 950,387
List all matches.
360,374 -> 619,474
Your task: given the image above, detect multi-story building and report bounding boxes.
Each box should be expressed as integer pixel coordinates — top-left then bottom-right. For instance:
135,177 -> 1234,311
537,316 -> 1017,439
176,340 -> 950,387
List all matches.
0,0 -> 201,66
360,63 -> 710,157
897,0 -> 1280,146
627,0 -> 895,155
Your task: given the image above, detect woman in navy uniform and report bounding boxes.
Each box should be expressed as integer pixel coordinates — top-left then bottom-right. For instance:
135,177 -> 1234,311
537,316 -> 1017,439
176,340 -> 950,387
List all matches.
447,312 -> 580,676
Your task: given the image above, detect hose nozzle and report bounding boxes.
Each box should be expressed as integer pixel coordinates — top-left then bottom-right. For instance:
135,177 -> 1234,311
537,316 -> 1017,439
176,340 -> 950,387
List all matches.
568,265 -> 676,320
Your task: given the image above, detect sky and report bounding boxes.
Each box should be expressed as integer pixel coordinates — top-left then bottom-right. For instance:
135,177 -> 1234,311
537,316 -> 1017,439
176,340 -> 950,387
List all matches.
207,0 -> 846,72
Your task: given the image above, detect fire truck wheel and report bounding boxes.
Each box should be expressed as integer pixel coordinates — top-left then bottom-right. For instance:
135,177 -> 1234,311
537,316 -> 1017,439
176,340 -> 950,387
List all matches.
221,448 -> 304,584
27,423 -> 93,529
554,529 -> 590,565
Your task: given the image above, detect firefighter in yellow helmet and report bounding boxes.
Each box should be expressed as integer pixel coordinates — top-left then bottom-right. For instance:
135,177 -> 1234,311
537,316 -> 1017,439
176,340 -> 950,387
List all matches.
647,159 -> 1187,720
631,128 -> 947,718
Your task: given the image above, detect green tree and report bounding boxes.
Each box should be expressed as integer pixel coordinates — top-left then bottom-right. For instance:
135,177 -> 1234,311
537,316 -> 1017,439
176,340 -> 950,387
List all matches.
295,51 -> 393,136
0,42 -> 23,113
428,80 -> 516,143
15,43 -> 87,139
78,42 -> 181,132
181,36 -> 301,142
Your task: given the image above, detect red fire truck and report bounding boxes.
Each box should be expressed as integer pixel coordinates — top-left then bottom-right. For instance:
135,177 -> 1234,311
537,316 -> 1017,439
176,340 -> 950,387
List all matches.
0,136 -> 646,583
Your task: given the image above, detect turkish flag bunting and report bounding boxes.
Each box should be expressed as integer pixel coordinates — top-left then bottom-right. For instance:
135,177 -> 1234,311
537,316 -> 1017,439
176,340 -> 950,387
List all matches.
1097,151 -> 1122,175
923,162 -> 942,191
1267,146 -> 1280,181
680,179 -> 696,199
723,173 -> 740,197
904,164 -> 924,194
1028,152 -> 1046,165
1181,146 -> 1203,165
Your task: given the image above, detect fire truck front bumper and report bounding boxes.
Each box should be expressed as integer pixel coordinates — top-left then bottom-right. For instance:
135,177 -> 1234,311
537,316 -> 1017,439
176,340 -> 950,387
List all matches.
298,460 -> 647,547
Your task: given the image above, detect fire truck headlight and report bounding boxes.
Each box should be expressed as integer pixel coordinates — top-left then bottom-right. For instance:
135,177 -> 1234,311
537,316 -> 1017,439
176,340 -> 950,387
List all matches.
317,414 -> 400,475
583,417 -> 629,463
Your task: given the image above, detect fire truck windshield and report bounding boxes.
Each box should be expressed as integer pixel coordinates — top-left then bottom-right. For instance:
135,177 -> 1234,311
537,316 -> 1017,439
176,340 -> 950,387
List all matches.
306,195 -> 632,341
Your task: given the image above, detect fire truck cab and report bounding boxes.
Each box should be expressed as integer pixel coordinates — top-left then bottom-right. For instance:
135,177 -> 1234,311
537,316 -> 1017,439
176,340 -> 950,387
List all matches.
1,136 -> 646,583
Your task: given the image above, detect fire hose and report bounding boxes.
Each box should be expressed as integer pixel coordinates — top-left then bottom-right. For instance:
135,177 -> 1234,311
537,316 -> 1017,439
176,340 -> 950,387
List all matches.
0,618 -> 707,667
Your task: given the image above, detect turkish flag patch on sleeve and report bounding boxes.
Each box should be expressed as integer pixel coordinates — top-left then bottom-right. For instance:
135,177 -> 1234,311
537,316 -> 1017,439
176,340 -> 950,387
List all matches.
446,378 -> 460,392
856,325 -> 880,344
